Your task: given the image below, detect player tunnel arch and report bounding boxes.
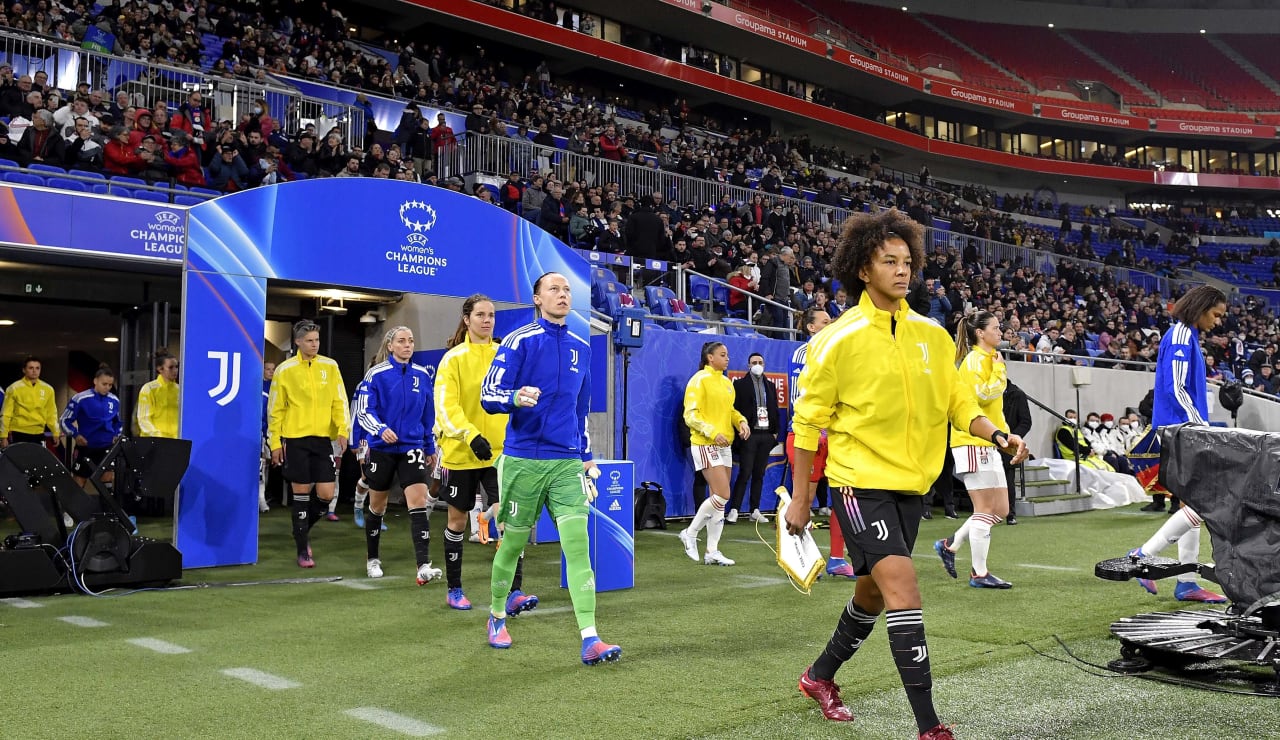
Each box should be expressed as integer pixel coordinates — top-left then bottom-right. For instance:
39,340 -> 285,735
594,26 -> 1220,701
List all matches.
178,179 -> 591,568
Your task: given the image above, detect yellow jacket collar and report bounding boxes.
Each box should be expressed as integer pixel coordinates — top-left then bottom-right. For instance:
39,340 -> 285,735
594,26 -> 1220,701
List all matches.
857,290 -> 908,330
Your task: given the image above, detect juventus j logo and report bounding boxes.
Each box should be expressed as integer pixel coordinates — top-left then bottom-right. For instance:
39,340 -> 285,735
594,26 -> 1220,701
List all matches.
569,348 -> 579,365
871,520 -> 889,541
911,646 -> 928,663
207,351 -> 242,406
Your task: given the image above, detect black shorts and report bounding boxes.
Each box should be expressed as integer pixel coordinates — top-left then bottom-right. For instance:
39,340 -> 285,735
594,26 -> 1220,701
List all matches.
439,467 -> 499,512
10,431 -> 45,444
72,446 -> 109,478
362,448 -> 430,491
282,436 -> 336,485
829,487 -> 923,577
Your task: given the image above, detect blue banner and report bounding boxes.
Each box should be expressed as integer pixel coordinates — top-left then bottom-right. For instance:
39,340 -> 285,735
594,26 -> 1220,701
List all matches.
620,329 -> 801,517
0,184 -> 186,262
180,179 -> 591,567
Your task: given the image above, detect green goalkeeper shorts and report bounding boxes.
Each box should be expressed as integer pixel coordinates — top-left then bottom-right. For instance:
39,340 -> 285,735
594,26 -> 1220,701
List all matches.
494,455 -> 589,528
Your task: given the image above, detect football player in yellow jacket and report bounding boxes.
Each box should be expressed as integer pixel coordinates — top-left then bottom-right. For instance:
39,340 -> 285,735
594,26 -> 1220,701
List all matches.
677,341 -> 750,567
434,294 -> 537,615
135,351 -> 179,439
1,356 -> 60,446
786,210 -> 1026,739
935,311 -> 1015,590
268,320 -> 348,568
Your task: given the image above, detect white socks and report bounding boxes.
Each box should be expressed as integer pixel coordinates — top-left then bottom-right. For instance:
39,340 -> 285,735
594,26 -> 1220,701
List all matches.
354,479 -> 369,511
1175,526 -> 1201,583
1140,507 -> 1200,558
687,497 -> 716,534
949,513 -> 1001,575
327,495 -> 339,514
706,495 -> 727,553
968,514 -> 1001,575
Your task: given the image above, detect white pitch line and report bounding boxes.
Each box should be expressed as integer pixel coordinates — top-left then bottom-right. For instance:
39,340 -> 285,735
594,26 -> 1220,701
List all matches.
221,668 -> 301,690
734,574 -> 790,588
126,637 -> 192,654
344,707 -> 444,737
58,615 -> 108,628
0,598 -> 44,609
332,580 -> 379,590
1015,563 -> 1082,572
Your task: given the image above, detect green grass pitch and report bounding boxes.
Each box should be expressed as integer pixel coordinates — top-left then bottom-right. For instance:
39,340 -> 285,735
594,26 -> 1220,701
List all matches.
0,503 -> 1271,739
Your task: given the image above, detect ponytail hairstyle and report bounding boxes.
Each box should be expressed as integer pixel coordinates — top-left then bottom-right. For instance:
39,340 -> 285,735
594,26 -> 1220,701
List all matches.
698,341 -> 725,370
955,310 -> 996,365
447,293 -> 497,348
375,325 -> 412,365
94,363 -> 115,380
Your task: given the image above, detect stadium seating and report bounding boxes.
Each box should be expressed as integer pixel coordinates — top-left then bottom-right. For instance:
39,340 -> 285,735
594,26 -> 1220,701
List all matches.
805,0 -> 1028,91
46,177 -> 88,192
926,17 -> 1155,105
3,171 -> 45,187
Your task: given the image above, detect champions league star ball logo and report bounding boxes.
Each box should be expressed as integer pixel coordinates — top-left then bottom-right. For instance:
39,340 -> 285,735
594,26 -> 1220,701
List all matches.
399,200 -> 437,234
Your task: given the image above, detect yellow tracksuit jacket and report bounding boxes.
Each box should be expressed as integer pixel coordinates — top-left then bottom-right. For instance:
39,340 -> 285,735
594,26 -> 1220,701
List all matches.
135,375 -> 180,439
950,346 -> 1008,449
683,367 -> 747,446
793,292 -> 984,494
2,378 -> 59,437
268,354 -> 348,451
434,336 -> 507,470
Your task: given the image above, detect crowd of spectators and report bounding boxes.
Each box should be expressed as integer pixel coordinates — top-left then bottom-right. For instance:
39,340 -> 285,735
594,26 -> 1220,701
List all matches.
8,0 -> 1280,385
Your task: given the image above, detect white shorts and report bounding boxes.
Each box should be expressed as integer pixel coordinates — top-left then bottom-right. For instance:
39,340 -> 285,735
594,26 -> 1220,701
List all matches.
692,444 -> 733,472
952,445 -> 1007,490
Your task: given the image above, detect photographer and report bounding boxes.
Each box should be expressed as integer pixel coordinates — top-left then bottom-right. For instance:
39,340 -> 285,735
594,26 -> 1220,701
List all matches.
207,143 -> 249,192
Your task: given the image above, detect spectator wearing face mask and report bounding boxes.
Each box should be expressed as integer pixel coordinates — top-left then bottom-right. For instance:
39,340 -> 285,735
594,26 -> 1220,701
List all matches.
1090,413 -> 1135,475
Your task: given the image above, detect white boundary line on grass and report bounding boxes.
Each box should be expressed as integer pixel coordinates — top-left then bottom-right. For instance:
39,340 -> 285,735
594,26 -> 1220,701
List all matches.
126,637 -> 192,654
221,668 -> 301,690
733,574 -> 790,588
58,615 -> 109,627
1015,563 -> 1082,572
0,597 -> 44,608
344,707 -> 444,736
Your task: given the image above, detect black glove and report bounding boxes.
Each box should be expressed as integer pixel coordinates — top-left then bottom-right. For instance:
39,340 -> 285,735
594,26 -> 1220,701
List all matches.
469,434 -> 493,461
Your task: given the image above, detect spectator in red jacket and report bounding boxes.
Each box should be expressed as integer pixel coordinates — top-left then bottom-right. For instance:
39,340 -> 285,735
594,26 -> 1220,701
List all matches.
499,170 -> 524,212
129,110 -> 158,148
104,125 -> 146,176
430,112 -> 456,157
173,90 -> 211,141
163,133 -> 206,187
598,124 -> 626,161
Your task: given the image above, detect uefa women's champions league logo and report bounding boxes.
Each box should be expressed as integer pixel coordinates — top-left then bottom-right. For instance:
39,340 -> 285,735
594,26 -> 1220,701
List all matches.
389,200 -> 448,277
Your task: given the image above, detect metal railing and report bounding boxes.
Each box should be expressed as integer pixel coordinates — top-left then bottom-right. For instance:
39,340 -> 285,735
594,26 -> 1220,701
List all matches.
0,29 -> 365,148
449,132 -> 855,227
673,266 -> 801,338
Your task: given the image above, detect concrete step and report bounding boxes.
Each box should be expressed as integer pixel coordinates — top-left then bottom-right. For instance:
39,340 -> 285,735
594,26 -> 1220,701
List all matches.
1022,464 -> 1054,483
1015,492 -> 1092,517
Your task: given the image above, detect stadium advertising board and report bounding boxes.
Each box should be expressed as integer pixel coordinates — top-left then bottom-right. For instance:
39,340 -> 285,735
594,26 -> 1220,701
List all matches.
1151,119 -> 1277,139
1038,104 -> 1147,131
0,184 -> 186,263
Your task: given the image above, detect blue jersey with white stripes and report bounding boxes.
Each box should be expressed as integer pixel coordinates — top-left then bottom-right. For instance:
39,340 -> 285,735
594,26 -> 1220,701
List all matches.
60,389 -> 123,449
354,358 -> 436,454
1153,320 -> 1208,428
481,317 -> 592,461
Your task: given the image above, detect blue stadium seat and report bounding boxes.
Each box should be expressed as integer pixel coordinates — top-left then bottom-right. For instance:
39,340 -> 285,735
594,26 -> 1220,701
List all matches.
46,177 -> 87,192
722,318 -> 764,338
28,163 -> 66,176
109,175 -> 148,187
3,171 -> 45,187
132,190 -> 171,203
190,187 -> 222,197
688,274 -> 713,310
174,195 -> 205,206
0,157 -> 20,170
69,169 -> 106,180
643,286 -> 679,317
